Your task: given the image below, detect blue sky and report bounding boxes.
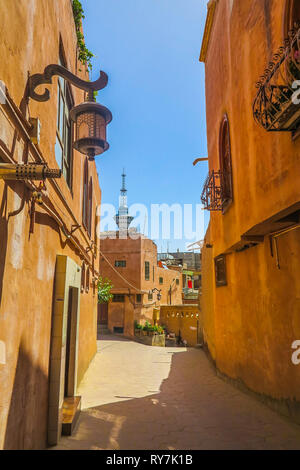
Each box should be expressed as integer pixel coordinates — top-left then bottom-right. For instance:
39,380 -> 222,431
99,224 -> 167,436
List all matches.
82,0 -> 209,251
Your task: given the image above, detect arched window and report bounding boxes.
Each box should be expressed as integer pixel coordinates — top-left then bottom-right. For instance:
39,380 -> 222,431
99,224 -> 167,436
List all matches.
219,114 -> 233,212
94,207 -> 100,256
55,44 -> 74,188
81,263 -> 86,293
82,158 -> 89,230
285,0 -> 300,35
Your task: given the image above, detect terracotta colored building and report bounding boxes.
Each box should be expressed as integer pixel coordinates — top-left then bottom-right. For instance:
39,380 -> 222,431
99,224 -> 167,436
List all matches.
99,232 -> 183,337
200,0 -> 300,423
0,0 -> 106,449
158,251 -> 202,303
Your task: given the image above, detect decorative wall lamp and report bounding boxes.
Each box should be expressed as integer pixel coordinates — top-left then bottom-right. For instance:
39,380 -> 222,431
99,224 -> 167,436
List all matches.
28,64 -> 112,161
150,288 -> 162,301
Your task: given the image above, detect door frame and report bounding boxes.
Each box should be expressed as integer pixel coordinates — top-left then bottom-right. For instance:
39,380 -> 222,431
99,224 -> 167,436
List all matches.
48,256 -> 81,446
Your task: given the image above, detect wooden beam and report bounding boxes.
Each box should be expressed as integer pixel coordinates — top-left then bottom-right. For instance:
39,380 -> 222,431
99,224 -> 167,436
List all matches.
199,0 -> 218,63
241,235 -> 265,243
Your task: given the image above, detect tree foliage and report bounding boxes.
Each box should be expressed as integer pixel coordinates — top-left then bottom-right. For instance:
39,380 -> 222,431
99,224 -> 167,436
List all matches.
97,276 -> 114,304
72,0 -> 94,70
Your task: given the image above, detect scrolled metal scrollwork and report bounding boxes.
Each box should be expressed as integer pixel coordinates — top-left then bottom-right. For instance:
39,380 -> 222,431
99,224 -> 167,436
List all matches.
28,64 -> 108,102
253,25 -> 300,132
201,170 -> 224,211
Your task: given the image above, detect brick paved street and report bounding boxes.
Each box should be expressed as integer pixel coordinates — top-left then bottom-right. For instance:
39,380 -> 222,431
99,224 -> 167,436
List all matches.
53,336 -> 300,450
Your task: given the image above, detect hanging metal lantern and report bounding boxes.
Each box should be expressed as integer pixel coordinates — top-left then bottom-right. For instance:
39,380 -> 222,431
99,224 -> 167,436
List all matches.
70,94 -> 112,161
27,65 -> 112,161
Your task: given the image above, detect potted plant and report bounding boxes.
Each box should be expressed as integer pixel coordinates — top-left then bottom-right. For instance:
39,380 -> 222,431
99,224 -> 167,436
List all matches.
134,321 -> 143,336
143,321 -> 152,336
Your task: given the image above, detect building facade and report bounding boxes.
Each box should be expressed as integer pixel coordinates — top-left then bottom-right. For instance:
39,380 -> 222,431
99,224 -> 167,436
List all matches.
159,305 -> 202,347
99,233 -> 183,336
158,251 -> 202,303
0,0 -> 103,449
200,0 -> 300,423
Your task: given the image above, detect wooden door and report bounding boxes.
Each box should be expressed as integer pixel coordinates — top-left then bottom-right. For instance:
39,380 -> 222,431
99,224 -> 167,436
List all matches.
98,302 -> 108,325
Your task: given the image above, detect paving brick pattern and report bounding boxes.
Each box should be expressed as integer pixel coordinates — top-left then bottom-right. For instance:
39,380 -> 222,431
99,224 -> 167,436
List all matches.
52,336 -> 300,450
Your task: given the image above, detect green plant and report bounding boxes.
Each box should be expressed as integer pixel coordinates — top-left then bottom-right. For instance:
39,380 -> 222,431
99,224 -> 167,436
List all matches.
153,325 -> 164,334
143,321 -> 152,332
97,276 -> 113,304
142,322 -> 164,334
72,0 -> 95,70
134,321 -> 143,330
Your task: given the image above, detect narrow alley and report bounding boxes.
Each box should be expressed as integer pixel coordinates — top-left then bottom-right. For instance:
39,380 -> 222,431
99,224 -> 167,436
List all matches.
53,337 -> 300,451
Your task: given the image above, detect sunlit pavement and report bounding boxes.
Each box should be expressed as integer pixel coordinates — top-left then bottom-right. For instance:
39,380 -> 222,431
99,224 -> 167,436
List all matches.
52,335 -> 300,450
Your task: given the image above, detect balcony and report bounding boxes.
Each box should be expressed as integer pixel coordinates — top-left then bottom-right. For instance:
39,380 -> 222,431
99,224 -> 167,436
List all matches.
253,24 -> 300,132
201,170 -> 233,212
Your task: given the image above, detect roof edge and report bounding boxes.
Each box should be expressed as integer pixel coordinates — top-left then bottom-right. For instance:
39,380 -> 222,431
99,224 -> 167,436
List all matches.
199,0 -> 219,63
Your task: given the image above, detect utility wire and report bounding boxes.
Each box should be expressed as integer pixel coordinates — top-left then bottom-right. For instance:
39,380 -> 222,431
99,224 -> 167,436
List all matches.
99,249 -> 145,294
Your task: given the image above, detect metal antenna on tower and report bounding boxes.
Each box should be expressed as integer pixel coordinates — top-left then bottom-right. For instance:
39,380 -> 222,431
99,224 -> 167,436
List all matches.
114,169 -> 134,231
121,168 -> 127,194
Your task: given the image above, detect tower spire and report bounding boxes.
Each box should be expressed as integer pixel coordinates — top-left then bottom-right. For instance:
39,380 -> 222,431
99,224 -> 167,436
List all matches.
121,168 -> 127,194
114,169 -> 134,232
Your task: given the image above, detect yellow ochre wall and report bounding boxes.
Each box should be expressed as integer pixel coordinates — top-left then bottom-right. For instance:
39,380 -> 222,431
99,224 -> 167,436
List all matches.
0,0 -> 100,449
201,0 -> 300,422
159,305 -> 201,347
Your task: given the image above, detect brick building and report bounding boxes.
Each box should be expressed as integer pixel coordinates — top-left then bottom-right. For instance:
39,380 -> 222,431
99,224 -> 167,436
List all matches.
99,233 -> 183,337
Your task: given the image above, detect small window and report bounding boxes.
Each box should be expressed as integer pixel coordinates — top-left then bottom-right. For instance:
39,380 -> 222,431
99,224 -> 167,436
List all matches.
176,278 -> 180,285
114,327 -> 124,334
56,47 -> 73,188
136,294 -> 142,303
215,255 -> 227,287
85,267 -> 90,293
148,292 -> 153,301
82,158 -> 89,230
113,294 -> 125,303
145,261 -> 150,281
88,177 -> 93,237
115,260 -> 126,268
285,0 -> 300,35
159,277 -> 163,285
81,263 -> 86,293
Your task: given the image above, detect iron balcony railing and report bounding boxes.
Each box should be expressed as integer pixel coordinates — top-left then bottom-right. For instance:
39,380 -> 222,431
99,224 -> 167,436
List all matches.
201,170 -> 224,211
253,23 -> 300,132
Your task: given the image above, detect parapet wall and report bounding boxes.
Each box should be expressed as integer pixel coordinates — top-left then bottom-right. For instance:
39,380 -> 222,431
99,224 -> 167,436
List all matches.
158,305 -> 202,347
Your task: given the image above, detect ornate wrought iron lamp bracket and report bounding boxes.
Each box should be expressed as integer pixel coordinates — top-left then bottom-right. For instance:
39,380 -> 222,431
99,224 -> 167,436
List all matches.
28,64 -> 108,102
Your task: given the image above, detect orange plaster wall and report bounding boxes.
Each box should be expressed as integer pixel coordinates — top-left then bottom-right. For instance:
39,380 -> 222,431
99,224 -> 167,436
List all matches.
0,0 -> 100,449
201,0 -> 300,412
159,305 -> 201,347
100,235 -> 182,334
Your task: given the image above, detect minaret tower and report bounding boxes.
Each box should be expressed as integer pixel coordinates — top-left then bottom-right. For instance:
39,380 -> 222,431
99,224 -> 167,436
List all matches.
115,169 -> 134,231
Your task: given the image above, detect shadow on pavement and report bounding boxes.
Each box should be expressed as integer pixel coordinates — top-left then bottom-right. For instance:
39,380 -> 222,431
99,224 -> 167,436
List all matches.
53,347 -> 300,450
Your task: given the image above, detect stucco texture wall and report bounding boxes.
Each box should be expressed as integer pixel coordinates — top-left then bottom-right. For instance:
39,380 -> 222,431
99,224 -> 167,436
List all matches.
201,0 -> 300,420
101,235 -> 182,334
0,0 -> 100,449
159,305 -> 202,347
